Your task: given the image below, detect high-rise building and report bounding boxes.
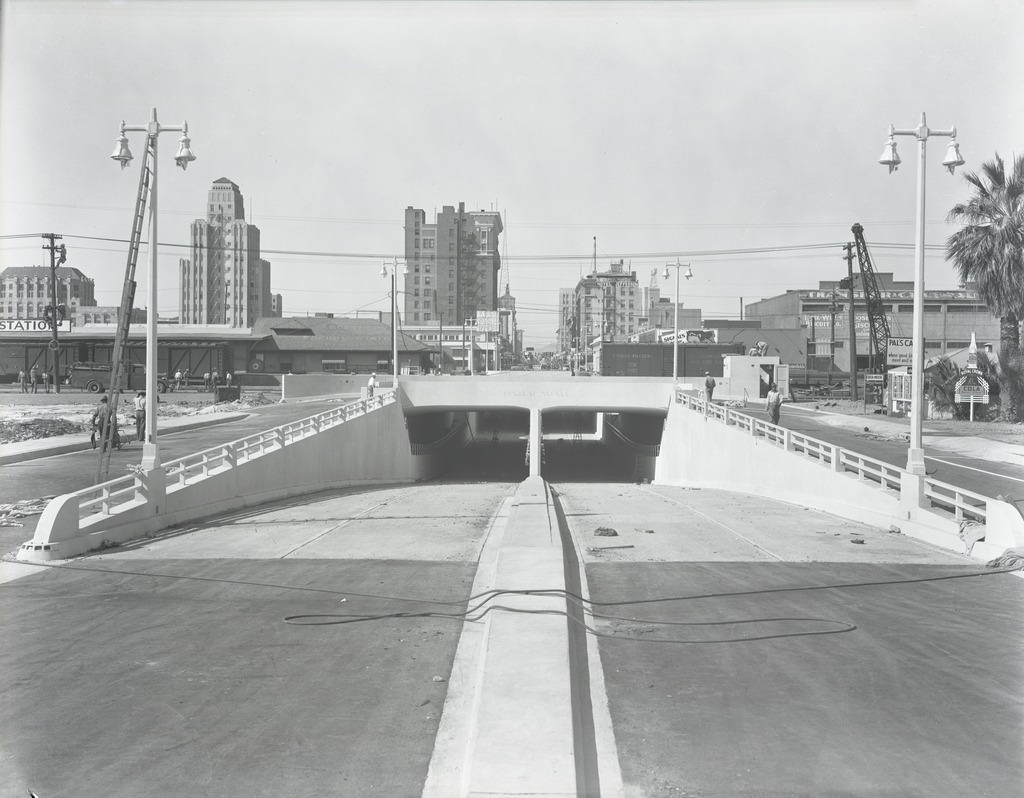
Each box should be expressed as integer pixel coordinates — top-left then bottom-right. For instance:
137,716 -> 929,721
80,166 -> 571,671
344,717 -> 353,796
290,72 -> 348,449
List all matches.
569,260 -> 643,351
179,178 -> 272,327
557,287 -> 575,354
0,266 -> 97,320
403,203 -> 503,326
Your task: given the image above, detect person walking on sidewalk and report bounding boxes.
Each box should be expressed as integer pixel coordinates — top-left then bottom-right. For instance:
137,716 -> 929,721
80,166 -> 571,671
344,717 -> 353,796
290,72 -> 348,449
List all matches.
29,366 -> 38,393
18,369 -> 27,393
366,372 -> 377,398
766,383 -> 783,425
704,371 -> 716,403
42,370 -> 51,393
133,391 -> 146,442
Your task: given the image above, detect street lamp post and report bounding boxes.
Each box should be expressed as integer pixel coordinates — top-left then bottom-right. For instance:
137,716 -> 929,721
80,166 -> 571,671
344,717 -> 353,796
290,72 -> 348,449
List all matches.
111,108 -> 195,470
878,113 -> 964,475
663,260 -> 692,380
380,259 -> 404,385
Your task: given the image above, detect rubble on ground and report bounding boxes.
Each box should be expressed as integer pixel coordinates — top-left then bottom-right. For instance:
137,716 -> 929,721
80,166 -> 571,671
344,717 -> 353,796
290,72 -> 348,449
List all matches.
0,496 -> 54,527
0,418 -> 86,444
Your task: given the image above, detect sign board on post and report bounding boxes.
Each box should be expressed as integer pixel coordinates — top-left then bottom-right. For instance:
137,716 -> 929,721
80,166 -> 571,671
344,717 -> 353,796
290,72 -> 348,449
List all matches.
886,337 -> 914,367
954,370 -> 989,404
476,310 -> 499,333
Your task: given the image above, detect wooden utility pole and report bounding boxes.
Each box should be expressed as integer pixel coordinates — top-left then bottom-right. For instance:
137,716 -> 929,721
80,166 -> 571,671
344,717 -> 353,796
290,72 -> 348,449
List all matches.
842,242 -> 859,400
41,233 -> 66,394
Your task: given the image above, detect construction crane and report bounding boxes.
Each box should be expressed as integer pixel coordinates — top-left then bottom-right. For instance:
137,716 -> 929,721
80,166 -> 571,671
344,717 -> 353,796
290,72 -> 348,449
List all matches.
847,223 -> 891,373
95,137 -> 154,481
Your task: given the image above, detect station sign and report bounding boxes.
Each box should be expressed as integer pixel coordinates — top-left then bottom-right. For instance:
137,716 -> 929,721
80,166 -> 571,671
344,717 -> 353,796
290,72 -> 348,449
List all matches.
0,318 -> 72,334
886,337 -> 914,367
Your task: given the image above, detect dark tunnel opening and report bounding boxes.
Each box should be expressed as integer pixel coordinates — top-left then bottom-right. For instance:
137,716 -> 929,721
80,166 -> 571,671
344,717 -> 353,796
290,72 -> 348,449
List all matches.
409,409 -> 666,484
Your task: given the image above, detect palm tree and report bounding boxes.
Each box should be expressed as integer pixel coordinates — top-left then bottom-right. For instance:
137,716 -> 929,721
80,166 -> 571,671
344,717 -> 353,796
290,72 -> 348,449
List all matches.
945,153 -> 1024,422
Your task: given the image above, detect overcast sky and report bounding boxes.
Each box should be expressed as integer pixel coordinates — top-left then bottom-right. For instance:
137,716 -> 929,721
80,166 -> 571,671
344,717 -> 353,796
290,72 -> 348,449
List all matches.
1,0 -> 1021,347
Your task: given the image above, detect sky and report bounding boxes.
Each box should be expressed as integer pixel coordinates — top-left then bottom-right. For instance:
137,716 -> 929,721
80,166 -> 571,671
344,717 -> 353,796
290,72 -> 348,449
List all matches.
1,0 -> 1022,348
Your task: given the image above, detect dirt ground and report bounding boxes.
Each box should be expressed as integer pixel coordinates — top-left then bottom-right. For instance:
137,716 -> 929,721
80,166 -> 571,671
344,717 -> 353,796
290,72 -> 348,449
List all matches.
792,398 -> 1024,447
0,387 -> 279,445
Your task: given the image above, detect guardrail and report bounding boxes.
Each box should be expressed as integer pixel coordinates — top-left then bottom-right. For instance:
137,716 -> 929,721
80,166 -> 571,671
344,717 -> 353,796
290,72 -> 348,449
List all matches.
680,392 -> 988,527
63,391 -> 397,526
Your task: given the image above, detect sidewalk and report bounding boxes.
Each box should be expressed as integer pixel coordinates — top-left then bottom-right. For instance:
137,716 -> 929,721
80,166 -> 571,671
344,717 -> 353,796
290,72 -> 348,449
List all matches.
0,412 -> 249,466
786,403 -> 1023,467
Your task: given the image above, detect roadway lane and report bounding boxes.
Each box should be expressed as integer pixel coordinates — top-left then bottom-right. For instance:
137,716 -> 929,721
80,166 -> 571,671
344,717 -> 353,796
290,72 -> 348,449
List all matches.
736,403 -> 1024,502
1,481 -> 514,798
557,482 -> 1024,798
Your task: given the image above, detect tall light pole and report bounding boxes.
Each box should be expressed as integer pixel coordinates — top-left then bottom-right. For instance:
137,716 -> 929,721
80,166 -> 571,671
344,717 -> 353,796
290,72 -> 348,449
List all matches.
663,260 -> 692,380
111,108 -> 195,470
380,259 -> 404,385
878,113 -> 964,475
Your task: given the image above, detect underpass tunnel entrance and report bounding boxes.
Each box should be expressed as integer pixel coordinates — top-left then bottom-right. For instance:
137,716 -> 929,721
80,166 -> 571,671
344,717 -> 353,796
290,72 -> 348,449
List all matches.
408,408 -> 532,482
404,406 -> 667,483
541,409 -> 667,483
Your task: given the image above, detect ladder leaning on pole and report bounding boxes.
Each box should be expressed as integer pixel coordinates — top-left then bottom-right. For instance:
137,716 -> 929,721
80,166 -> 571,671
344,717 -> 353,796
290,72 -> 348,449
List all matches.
96,138 -> 154,482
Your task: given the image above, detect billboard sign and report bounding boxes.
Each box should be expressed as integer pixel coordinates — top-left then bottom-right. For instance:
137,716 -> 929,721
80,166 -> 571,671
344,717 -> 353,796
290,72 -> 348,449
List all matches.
886,337 -> 914,367
660,329 -> 717,344
476,310 -> 499,332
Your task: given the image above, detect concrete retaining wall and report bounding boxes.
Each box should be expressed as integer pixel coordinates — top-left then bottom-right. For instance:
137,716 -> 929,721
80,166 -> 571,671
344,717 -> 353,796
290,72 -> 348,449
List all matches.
654,398 -> 1024,560
282,373 -> 394,401
25,401 -> 442,560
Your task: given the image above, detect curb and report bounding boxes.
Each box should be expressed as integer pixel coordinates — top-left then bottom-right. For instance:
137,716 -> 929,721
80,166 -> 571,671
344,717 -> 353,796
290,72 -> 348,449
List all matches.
0,413 -> 249,466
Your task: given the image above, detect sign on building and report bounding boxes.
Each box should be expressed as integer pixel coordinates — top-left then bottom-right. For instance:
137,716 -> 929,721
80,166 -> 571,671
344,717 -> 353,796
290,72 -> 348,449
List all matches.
0,319 -> 72,334
886,337 -> 914,367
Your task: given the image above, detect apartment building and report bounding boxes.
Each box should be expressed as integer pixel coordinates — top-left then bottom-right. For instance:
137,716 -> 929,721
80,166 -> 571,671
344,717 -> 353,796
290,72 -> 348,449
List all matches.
403,203 -> 503,326
0,266 -> 97,319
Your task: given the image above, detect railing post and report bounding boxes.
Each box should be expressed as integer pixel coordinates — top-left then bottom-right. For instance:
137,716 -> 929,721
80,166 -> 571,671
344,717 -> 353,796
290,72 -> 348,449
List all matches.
275,428 -> 286,449
782,429 -> 792,451
224,443 -> 237,470
830,445 -> 843,473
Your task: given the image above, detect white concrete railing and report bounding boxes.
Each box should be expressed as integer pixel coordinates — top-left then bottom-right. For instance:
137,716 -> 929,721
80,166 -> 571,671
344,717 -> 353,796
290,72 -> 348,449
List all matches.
62,391 -> 397,527
682,394 -> 987,526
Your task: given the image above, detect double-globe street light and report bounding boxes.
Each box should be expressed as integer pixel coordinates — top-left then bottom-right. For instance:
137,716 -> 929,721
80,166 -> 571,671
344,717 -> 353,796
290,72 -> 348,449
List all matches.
111,108 -> 196,470
877,112 -> 964,475
663,259 -> 693,380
